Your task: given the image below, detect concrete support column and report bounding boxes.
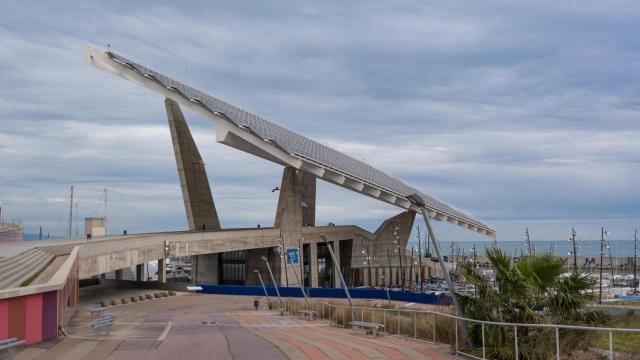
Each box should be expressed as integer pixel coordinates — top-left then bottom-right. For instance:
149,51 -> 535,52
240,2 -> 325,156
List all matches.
115,269 -> 123,280
158,259 -> 166,283
165,98 -> 221,232
136,264 -> 144,281
332,240 -> 341,288
194,254 -> 218,284
310,242 -> 318,287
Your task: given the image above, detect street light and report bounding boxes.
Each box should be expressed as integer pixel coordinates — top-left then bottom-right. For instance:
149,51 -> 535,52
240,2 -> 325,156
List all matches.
253,269 -> 270,306
416,226 -> 424,293
261,255 -> 283,315
362,248 -> 372,287
320,234 -> 356,329
393,226 -> 405,291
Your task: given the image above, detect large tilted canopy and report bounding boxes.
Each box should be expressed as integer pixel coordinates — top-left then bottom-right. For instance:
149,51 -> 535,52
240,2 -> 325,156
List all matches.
84,45 -> 495,238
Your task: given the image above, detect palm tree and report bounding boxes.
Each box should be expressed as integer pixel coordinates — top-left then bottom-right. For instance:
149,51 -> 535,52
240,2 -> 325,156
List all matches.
456,247 -> 607,359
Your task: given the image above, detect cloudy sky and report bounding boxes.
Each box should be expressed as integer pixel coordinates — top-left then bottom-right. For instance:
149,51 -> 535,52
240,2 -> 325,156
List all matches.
0,1 -> 638,244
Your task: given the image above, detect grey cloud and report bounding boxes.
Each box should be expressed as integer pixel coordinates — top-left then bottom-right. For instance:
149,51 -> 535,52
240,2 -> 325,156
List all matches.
0,0 -> 638,242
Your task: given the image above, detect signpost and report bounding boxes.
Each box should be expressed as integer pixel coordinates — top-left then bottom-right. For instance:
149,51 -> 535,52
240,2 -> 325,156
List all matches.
286,247 -> 309,305
286,248 -> 299,265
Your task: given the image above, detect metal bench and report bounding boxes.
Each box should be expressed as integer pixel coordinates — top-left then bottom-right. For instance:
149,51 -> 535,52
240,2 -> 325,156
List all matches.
349,321 -> 385,337
89,305 -> 105,318
90,314 -> 116,335
0,338 -> 25,360
299,309 -> 316,320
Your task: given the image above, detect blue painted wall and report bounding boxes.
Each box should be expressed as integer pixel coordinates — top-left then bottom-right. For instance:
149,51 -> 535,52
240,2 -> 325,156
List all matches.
197,284 -> 452,305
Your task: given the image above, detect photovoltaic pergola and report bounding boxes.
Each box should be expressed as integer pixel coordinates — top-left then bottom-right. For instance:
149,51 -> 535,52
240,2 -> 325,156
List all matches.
84,45 -> 495,238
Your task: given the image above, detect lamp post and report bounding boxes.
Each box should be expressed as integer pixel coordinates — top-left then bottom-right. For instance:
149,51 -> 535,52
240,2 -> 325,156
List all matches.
320,235 -> 356,329
393,226 -> 405,291
289,260 -> 309,305
387,248 -> 393,287
417,226 -> 423,293
362,247 -> 372,287
261,255 -> 283,315
253,269 -> 270,305
409,246 -> 415,291
607,241 -> 615,287
380,275 -> 391,306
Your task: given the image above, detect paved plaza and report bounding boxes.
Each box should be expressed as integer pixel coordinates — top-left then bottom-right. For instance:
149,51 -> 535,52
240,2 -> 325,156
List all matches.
15,293 -> 454,359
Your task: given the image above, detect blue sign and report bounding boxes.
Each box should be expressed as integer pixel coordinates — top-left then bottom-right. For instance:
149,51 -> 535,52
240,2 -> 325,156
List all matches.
286,248 -> 299,264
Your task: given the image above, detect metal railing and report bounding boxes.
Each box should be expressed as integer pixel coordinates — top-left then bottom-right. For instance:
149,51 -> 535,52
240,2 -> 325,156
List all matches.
267,298 -> 640,360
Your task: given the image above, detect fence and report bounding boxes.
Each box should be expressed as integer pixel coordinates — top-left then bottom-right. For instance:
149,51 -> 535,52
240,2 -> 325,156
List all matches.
268,298 -> 640,360
198,284 -> 452,305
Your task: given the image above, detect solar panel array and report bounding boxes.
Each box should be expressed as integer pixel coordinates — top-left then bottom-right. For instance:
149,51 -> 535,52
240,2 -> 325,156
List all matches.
106,51 -> 492,234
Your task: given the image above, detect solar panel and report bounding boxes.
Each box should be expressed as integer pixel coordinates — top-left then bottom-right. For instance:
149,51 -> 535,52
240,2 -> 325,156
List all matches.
102,51 -> 493,235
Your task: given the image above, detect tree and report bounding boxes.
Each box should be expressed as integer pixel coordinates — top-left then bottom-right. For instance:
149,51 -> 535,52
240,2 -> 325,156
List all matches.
456,247 -> 607,359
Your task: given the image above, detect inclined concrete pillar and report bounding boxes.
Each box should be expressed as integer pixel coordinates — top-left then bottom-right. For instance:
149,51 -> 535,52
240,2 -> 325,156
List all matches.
166,98 -> 223,283
158,259 -> 166,283
166,98 -> 221,231
115,269 -> 124,280
310,242 -> 319,287
274,167 -> 316,286
136,264 -> 144,281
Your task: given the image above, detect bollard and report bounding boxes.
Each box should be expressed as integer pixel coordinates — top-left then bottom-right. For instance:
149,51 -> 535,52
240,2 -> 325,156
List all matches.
432,313 -> 436,346
514,325 -> 518,360
455,319 -> 459,355
555,327 -> 560,360
482,323 -> 486,360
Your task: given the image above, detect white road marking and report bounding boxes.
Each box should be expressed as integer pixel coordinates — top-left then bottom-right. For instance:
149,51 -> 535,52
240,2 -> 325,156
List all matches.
157,321 -> 172,341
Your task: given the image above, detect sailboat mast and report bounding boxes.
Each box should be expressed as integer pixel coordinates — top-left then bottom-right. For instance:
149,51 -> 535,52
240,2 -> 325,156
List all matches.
634,229 -> 638,295
68,186 -> 74,238
104,188 -> 108,236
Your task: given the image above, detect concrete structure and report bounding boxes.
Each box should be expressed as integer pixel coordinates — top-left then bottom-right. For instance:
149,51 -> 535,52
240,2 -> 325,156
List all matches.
0,223 -> 22,243
166,98 -> 221,232
84,217 -> 105,238
77,44 -> 497,293
0,45 -> 497,345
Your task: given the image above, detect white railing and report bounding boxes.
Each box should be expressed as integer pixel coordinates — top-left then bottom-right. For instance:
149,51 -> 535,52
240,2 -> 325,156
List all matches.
269,298 -> 640,360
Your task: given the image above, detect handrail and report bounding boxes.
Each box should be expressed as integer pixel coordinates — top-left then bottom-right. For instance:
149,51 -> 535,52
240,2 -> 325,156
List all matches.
275,298 -> 640,360
323,302 -> 640,333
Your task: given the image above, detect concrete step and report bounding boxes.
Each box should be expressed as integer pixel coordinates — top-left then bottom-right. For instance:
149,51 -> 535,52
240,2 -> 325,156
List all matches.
0,250 -> 49,288
0,251 -> 53,289
38,245 -> 74,256
0,250 -> 54,289
0,248 -> 40,274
